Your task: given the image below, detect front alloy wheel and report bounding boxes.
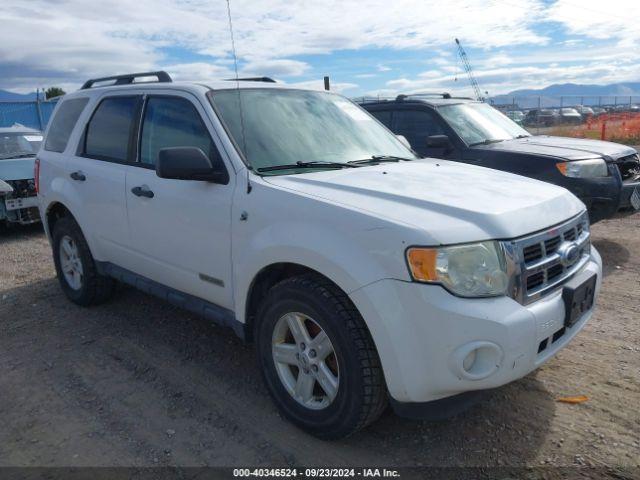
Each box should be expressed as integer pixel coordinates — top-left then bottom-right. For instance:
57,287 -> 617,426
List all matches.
255,273 -> 387,439
272,312 -> 340,410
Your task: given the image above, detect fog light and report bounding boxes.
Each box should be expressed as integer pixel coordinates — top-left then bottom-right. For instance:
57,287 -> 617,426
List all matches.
463,349 -> 477,371
450,341 -> 503,381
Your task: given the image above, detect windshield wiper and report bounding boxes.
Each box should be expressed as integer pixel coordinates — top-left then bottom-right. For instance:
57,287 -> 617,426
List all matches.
0,152 -> 36,159
256,160 -> 359,173
468,139 -> 505,147
515,134 -> 530,139
348,155 -> 414,165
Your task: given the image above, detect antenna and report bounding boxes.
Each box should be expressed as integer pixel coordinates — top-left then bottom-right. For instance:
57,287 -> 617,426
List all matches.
225,0 -> 252,192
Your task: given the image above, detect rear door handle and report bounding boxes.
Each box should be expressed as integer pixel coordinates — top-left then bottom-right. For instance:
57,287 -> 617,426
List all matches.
131,185 -> 154,198
70,171 -> 86,181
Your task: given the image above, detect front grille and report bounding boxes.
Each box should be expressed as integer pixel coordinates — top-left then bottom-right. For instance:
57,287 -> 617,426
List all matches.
537,326 -> 567,355
563,228 -> 576,241
615,154 -> 640,183
503,212 -> 591,305
545,236 -> 562,254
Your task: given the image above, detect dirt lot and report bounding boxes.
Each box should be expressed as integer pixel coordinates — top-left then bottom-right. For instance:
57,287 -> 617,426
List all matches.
0,216 -> 638,476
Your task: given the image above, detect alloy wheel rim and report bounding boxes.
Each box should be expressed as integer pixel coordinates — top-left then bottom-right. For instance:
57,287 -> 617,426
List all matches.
271,312 -> 340,410
59,235 -> 83,290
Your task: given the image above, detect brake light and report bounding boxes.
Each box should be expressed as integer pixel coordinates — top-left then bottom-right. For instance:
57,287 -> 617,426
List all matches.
34,157 -> 40,194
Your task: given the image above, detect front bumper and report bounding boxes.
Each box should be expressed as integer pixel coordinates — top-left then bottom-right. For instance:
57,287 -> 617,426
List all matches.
349,247 -> 602,406
1,195 -> 40,224
617,180 -> 640,212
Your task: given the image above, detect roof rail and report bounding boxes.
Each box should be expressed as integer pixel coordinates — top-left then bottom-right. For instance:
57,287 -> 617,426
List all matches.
409,92 -> 476,100
81,71 -> 172,90
354,92 -> 475,105
353,96 -> 396,104
397,92 -> 454,101
223,77 -> 277,83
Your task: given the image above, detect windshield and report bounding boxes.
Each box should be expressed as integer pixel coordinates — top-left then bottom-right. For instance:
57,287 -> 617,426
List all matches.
438,103 -> 530,146
209,89 -> 415,173
0,131 -> 42,159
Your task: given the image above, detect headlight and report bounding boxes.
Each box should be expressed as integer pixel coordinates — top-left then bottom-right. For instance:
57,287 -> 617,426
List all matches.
0,179 -> 13,195
556,159 -> 608,178
406,241 -> 509,297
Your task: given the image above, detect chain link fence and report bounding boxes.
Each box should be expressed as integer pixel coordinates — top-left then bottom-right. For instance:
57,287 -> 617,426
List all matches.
0,99 -> 59,131
489,95 -> 640,144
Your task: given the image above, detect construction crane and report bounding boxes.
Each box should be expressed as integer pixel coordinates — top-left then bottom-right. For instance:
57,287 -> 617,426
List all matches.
455,38 -> 484,102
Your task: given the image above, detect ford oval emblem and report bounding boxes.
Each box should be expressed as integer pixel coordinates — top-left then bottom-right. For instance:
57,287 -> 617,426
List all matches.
558,241 -> 580,267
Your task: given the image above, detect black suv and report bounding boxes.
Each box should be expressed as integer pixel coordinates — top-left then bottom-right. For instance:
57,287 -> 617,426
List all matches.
359,94 -> 640,223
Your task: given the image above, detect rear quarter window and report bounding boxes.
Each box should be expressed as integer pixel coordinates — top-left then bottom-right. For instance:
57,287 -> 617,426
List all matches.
44,97 -> 89,153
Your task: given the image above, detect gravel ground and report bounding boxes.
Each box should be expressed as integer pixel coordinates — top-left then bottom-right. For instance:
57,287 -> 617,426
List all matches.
0,216 -> 638,477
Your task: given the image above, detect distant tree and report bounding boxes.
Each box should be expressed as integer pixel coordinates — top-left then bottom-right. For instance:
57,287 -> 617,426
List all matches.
45,87 -> 66,100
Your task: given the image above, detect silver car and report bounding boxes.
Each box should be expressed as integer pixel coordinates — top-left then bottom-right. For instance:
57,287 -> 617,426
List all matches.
0,124 -> 42,226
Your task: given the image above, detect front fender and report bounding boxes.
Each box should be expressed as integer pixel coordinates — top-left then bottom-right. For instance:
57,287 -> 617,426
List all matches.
233,220 -> 410,324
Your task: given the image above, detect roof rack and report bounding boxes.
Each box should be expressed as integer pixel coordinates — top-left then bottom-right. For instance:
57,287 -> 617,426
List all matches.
400,92 -> 476,101
353,96 -> 396,104
397,92 -> 454,101
223,77 -> 277,83
81,71 -> 172,90
355,92 -> 474,105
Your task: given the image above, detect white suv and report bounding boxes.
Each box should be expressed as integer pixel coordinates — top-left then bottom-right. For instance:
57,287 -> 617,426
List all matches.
37,71 -> 602,439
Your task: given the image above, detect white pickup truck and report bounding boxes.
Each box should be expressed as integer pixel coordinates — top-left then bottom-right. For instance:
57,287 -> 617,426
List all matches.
37,72 -> 602,439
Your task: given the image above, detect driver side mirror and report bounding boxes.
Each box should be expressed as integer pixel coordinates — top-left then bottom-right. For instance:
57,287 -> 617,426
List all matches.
156,147 -> 229,184
426,135 -> 452,151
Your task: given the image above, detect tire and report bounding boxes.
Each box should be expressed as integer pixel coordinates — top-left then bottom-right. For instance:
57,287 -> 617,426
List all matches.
51,216 -> 114,306
255,273 -> 387,439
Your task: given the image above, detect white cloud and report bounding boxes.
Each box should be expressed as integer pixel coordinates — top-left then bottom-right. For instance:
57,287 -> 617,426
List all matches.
286,79 -> 359,94
0,0 -> 548,91
0,0 -> 638,95
481,54 -> 514,68
241,59 -> 309,77
163,62 -> 234,82
378,61 -> 640,98
545,0 -> 640,47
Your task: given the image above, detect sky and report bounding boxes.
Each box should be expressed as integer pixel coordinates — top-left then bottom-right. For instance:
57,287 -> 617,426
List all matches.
1,0 -> 639,97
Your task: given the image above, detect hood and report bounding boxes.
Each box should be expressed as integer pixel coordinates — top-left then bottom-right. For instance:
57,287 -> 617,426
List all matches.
263,159 -> 585,245
475,135 -> 636,162
0,157 -> 36,181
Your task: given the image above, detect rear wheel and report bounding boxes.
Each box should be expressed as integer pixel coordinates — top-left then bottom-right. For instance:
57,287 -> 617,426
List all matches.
52,216 -> 114,306
255,273 -> 387,439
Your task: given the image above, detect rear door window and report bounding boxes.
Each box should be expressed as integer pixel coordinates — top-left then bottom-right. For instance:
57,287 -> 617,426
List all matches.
393,109 -> 444,152
139,96 -> 221,167
85,96 -> 139,162
44,97 -> 89,153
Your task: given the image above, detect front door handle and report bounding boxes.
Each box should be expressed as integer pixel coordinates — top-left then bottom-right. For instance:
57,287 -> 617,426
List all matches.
70,171 -> 86,181
131,185 -> 154,198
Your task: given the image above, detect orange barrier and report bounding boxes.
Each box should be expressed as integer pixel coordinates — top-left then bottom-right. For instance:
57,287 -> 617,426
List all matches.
539,112 -> 640,145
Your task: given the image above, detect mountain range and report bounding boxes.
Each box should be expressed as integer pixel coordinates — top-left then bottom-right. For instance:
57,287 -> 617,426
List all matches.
504,82 -> 640,97
0,89 -> 42,101
492,82 -> 640,108
2,81 -> 640,103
